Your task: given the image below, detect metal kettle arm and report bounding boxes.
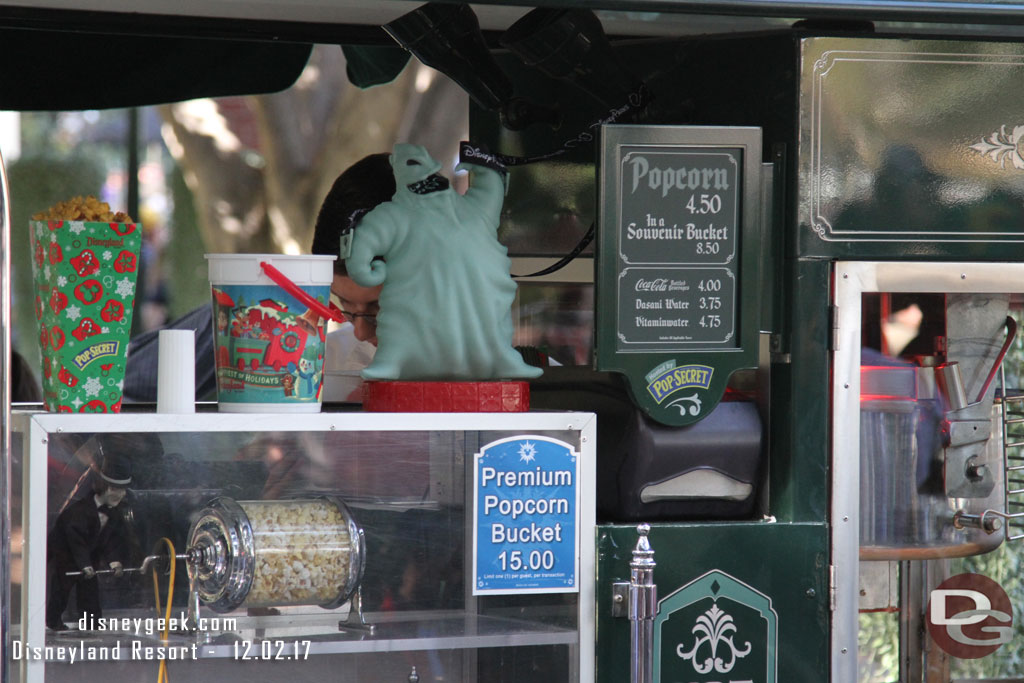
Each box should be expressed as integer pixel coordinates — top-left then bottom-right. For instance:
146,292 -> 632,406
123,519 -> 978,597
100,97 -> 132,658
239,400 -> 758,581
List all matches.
937,317 -> 1016,498
939,316 -> 1017,415
64,552 -> 188,577
973,316 -> 1018,405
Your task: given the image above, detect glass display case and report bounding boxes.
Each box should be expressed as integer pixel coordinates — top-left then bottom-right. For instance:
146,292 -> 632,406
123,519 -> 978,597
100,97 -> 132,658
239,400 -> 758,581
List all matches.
9,410 -> 596,683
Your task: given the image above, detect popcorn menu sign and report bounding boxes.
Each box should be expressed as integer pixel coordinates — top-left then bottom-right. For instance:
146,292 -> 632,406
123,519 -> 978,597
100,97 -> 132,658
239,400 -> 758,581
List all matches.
29,218 -> 141,412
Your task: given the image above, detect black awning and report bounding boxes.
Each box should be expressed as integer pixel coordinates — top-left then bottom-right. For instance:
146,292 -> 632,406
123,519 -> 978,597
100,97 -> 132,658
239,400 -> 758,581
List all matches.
0,26 -> 313,111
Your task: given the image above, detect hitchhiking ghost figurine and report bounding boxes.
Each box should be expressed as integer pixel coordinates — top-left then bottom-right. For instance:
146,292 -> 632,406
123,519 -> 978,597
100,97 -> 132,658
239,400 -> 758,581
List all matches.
346,143 -> 542,381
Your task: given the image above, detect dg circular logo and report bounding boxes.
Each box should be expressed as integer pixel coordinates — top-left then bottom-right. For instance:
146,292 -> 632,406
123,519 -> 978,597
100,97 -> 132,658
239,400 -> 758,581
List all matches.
926,573 -> 1013,659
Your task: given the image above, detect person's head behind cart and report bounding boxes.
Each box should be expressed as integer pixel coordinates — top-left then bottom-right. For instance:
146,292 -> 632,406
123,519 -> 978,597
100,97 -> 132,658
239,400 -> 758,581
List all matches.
123,153 -> 398,404
311,152 -> 396,347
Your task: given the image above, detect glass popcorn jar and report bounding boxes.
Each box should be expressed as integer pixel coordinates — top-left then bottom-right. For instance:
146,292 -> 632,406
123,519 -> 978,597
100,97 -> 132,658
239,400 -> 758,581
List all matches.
186,497 -> 365,612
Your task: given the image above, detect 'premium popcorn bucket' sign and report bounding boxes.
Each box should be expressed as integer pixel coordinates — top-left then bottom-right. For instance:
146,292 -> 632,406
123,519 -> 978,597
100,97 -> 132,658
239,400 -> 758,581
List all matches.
29,219 -> 141,412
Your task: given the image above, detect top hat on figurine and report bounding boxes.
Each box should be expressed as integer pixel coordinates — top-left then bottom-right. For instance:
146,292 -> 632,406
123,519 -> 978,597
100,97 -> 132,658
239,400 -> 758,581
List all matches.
94,442 -> 132,487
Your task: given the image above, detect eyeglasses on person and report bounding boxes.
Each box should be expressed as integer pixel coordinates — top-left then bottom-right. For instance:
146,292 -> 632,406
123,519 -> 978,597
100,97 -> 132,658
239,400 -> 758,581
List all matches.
337,308 -> 378,325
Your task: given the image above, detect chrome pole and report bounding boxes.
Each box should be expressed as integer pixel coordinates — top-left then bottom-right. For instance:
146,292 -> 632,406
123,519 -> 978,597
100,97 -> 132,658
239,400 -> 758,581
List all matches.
629,523 -> 657,683
0,144 -> 12,683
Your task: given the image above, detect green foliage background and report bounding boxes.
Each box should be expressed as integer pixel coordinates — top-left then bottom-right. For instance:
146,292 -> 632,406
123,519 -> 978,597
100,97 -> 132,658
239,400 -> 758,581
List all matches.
7,153 -> 105,370
7,111 -> 208,390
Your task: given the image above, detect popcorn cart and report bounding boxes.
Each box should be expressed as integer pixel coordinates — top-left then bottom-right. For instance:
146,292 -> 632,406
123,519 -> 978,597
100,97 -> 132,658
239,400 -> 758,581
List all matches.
8,2 -> 1024,683
9,411 -> 596,683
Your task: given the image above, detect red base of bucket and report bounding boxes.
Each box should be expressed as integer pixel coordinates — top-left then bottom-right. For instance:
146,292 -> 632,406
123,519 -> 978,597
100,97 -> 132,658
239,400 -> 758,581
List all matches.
363,381 -> 530,412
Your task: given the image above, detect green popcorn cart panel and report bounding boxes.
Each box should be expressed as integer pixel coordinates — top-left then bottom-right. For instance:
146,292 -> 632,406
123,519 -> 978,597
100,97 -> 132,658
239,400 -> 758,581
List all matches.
29,220 -> 141,413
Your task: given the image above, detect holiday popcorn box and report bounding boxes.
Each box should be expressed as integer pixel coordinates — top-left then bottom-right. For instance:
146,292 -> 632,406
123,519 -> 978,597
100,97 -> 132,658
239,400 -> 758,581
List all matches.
29,201 -> 140,412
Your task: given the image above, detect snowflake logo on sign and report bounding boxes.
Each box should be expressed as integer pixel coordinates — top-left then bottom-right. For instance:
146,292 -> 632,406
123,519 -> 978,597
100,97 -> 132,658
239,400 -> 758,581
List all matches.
677,603 -> 752,675
518,441 -> 536,463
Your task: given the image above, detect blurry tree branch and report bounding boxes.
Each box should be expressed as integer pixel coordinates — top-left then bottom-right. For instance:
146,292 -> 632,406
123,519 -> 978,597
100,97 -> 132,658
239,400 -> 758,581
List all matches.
158,45 -> 468,256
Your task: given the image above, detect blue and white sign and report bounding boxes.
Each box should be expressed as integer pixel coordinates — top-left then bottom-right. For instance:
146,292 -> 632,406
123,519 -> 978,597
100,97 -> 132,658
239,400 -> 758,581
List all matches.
473,436 -> 580,595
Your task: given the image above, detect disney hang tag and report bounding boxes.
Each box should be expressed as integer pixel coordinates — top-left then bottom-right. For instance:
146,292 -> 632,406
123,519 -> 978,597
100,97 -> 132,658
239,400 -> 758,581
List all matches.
459,142 -> 507,175
338,232 -> 353,260
459,141 -> 510,195
338,207 -> 371,260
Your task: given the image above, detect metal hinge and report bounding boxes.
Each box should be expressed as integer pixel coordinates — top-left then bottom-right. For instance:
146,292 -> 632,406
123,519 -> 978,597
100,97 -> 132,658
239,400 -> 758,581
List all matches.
829,564 -> 837,612
611,582 -> 629,617
769,333 -> 791,364
829,305 -> 840,352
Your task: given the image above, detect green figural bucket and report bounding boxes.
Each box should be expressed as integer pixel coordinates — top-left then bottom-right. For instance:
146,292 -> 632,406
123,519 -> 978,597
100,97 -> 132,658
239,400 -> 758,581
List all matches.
206,254 -> 338,413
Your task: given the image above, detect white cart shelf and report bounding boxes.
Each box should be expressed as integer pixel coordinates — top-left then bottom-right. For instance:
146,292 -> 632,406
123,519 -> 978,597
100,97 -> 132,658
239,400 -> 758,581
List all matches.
11,409 -> 596,683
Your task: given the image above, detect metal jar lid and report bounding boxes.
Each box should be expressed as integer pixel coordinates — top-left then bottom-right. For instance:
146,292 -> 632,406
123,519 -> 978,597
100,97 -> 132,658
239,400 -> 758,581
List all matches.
186,497 -> 255,613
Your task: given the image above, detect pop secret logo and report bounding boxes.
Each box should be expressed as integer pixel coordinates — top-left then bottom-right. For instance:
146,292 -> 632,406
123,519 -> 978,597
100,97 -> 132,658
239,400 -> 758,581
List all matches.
927,573 -> 1013,659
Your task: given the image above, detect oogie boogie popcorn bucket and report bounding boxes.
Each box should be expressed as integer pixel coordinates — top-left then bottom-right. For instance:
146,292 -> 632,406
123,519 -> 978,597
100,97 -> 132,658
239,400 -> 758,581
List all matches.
207,254 -> 337,413
29,220 -> 141,412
